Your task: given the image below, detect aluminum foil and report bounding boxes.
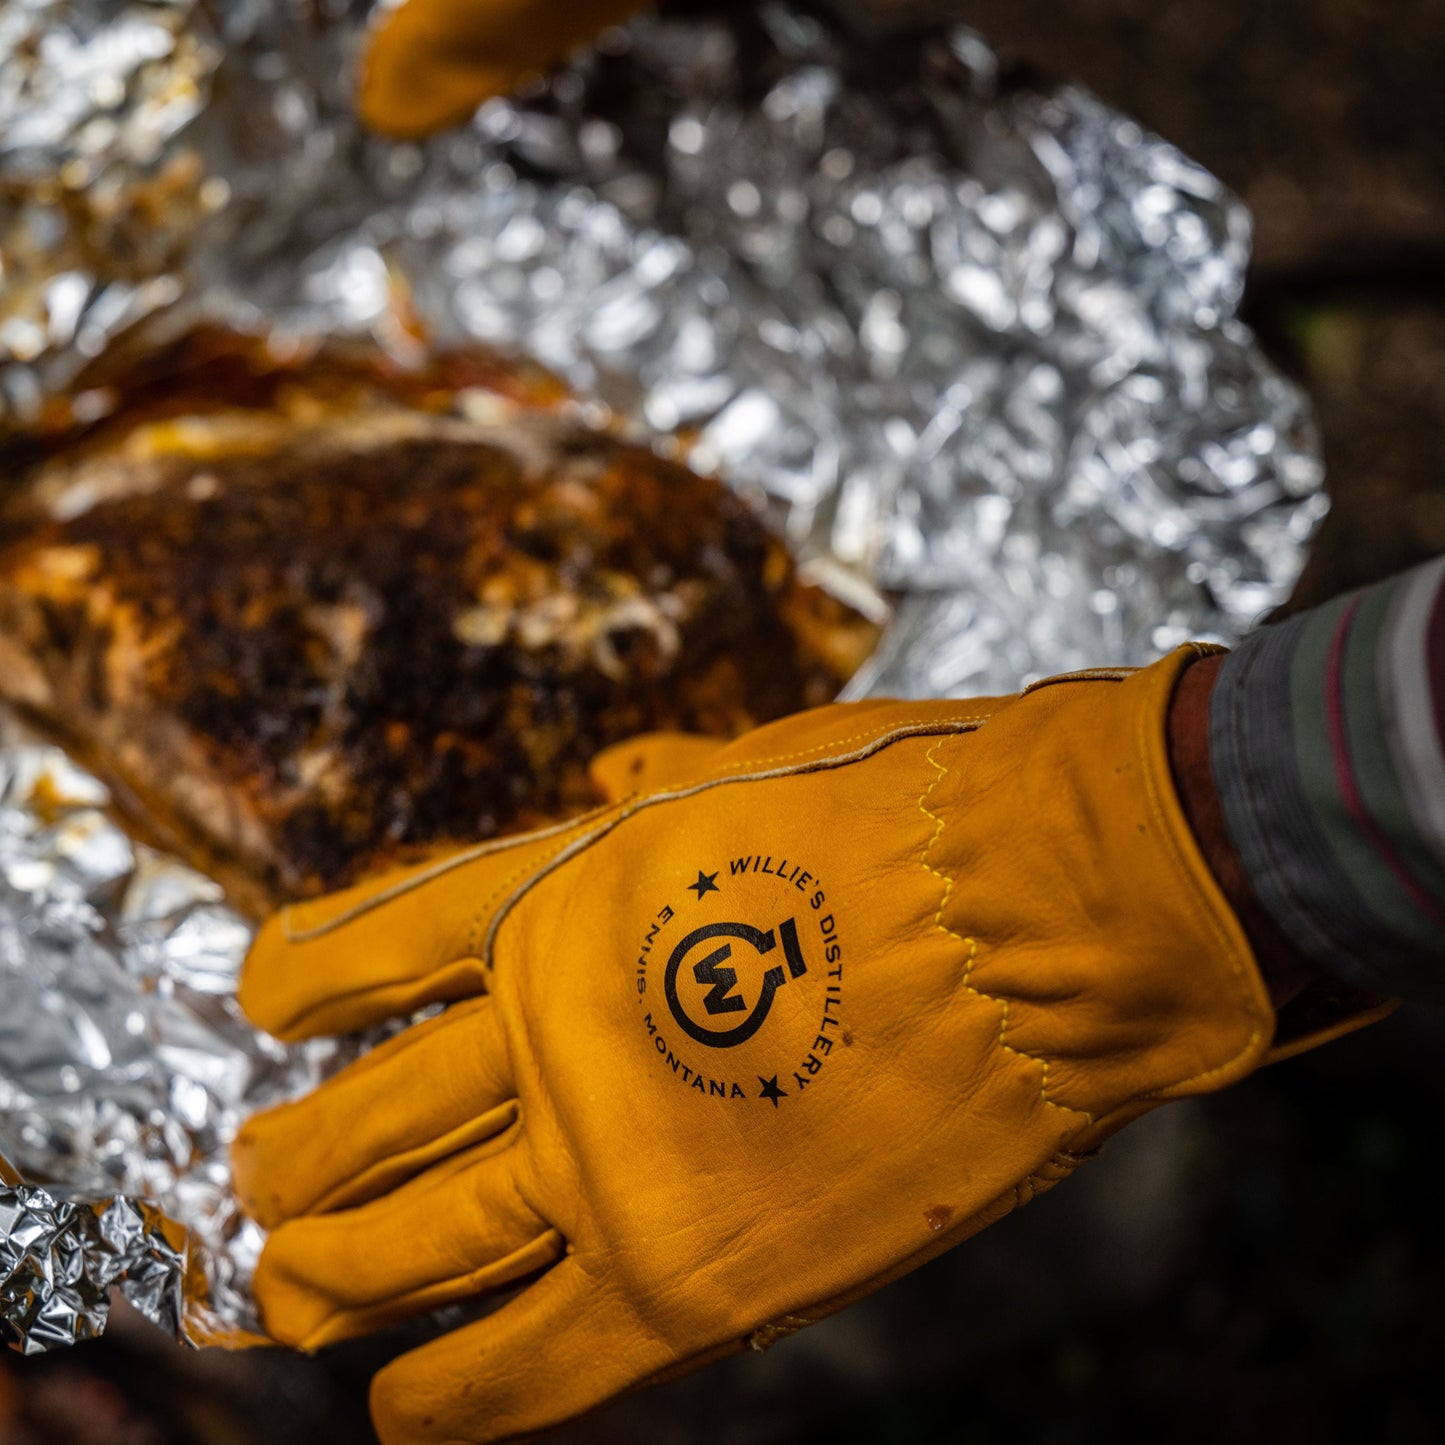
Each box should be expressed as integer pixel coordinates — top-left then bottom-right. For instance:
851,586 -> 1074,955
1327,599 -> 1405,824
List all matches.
1,1175 -> 188,1353
0,716 -> 355,1344
1,0 -> 1325,1349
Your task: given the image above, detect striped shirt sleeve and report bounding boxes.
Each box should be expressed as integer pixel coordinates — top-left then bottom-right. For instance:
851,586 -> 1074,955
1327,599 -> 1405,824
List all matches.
1209,555 -> 1445,1004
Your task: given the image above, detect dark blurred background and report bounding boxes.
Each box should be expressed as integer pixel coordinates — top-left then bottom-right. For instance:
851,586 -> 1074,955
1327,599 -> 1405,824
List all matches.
4,0 -> 1443,1441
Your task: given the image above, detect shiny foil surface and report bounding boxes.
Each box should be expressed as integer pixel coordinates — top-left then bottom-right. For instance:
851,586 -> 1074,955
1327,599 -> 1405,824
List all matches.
1,1176 -> 189,1353
0,716 -> 354,1343
2,0 -> 1324,1347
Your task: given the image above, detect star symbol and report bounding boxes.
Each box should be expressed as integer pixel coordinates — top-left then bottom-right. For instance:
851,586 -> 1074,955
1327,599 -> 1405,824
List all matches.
758,1075 -> 788,1107
688,869 -> 720,900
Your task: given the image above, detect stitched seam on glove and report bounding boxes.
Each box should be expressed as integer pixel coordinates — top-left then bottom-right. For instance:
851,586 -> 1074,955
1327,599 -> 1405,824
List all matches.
746,1313 -> 815,1352
743,1152 -> 1091,1356
467,836 -> 588,959
917,737 -> 1097,1125
696,718 -> 991,775
1011,1151 -> 1084,1205
738,1144 -> 1091,1359
278,717 -> 994,946
477,716 -> 993,965
279,799 -> 625,943
1020,665 -> 1138,695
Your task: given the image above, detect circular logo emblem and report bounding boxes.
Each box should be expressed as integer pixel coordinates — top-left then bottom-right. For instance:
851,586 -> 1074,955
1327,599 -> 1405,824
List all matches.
663,917 -> 809,1048
630,855 -> 846,1108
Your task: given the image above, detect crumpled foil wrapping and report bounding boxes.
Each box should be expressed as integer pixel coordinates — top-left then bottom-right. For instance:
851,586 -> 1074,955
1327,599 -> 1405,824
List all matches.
0,719 -> 355,1344
1,0 -> 1325,1349
2,1176 -> 188,1353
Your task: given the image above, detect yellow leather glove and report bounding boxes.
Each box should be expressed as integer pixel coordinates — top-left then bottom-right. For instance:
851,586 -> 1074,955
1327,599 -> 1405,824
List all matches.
234,645 -> 1280,1443
359,0 -> 648,139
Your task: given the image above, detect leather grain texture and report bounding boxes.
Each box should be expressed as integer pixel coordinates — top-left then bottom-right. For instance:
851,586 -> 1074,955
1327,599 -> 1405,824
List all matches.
235,648 -> 1281,1443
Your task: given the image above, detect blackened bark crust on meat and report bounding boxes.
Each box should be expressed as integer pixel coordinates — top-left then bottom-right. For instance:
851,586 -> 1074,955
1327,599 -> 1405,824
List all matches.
0,384 -> 874,913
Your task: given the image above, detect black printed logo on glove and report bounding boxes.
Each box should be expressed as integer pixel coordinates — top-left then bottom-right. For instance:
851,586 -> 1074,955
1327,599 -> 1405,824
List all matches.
631,855 -> 846,1107
664,917 -> 809,1048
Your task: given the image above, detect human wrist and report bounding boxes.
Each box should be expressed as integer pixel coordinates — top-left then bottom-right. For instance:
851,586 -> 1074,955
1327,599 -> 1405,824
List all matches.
1166,646 -> 1395,1055
1166,652 -> 1326,1012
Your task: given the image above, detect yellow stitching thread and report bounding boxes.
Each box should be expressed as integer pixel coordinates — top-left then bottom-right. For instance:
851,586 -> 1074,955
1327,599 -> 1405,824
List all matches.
1012,1148 -> 1090,1207
465,824 -> 603,959
475,718 -> 995,966
700,714 -> 993,778
1020,666 -> 1137,696
279,799 -> 624,942
917,739 -> 1094,1124
274,718 -> 1001,1023
747,1314 -> 814,1352
280,722 -> 990,944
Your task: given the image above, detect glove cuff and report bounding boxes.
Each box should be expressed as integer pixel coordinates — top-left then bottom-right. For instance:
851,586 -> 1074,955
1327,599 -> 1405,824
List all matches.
1165,650 -> 1398,1064
924,645 -> 1277,1139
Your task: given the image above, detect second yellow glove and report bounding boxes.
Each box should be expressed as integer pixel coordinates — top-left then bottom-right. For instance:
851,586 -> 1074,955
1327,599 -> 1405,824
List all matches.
359,0 -> 648,138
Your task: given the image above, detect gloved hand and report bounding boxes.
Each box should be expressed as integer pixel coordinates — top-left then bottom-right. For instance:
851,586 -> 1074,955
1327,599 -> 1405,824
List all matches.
359,0 -> 648,138
234,645 -> 1282,1443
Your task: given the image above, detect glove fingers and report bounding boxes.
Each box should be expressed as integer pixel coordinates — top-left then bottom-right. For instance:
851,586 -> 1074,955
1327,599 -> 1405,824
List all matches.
588,732 -> 728,801
239,816 -> 605,1039
254,1142 -> 558,1351
232,997 -> 515,1230
369,1259 -> 678,1445
359,0 -> 649,139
